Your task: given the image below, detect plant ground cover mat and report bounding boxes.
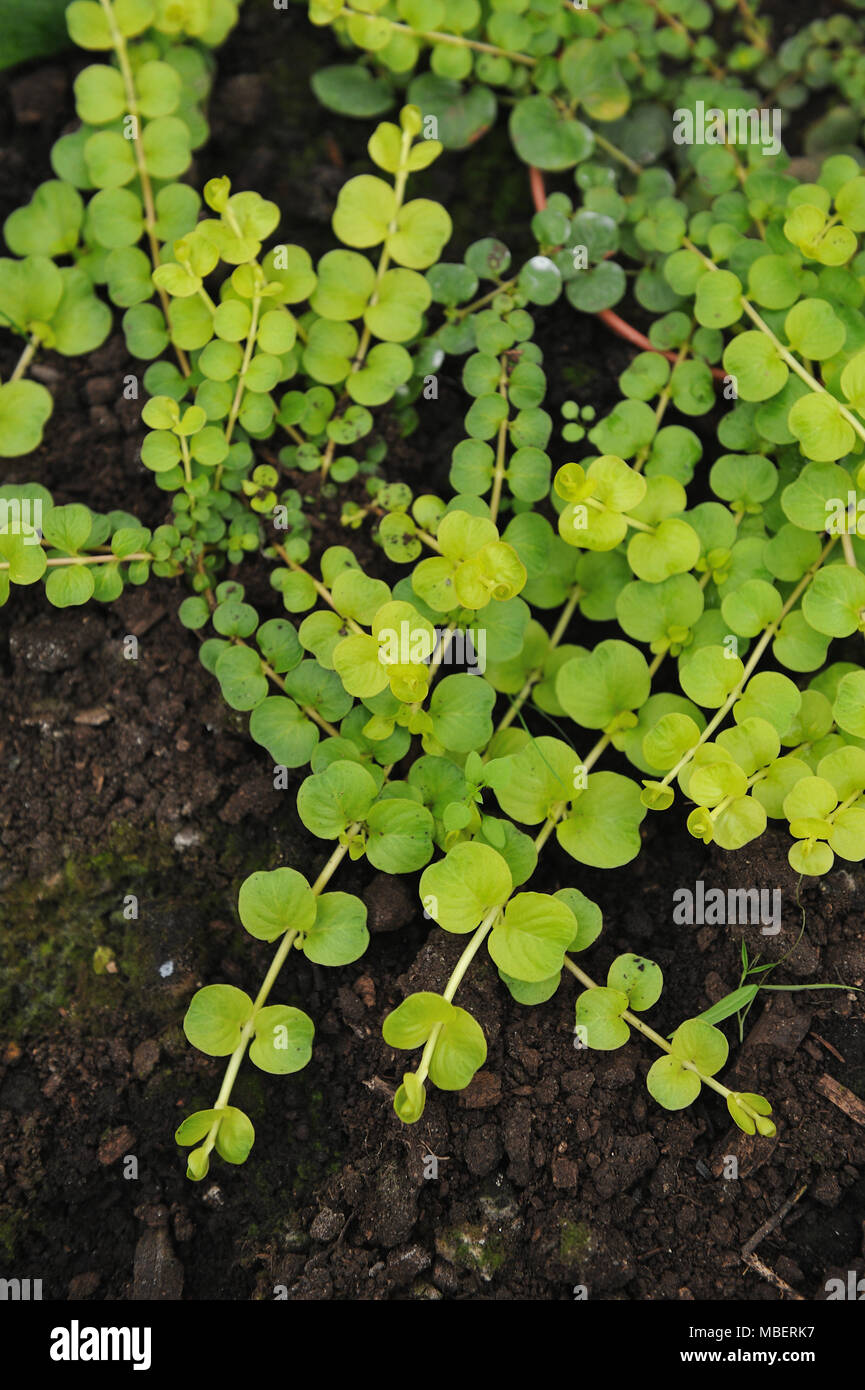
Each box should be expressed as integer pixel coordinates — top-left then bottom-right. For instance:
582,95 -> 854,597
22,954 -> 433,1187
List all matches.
0,0 -> 863,1309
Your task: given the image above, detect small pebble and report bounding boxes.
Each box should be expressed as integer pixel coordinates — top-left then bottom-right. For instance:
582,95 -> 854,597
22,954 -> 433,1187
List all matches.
98,1126 -> 136,1165
132,1039 -> 159,1081
309,1207 -> 344,1242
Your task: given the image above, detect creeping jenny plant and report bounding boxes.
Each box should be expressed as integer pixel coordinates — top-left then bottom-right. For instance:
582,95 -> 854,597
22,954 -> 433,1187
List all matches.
3,0 -> 865,1176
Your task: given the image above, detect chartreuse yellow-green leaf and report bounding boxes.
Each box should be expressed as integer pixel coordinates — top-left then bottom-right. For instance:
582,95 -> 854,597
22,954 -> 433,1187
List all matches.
646,1019 -> 728,1110
419,842 -> 513,933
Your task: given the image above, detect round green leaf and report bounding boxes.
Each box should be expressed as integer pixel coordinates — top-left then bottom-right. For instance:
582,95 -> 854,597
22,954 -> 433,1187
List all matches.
249,1005 -> 314,1075
0,379 -> 53,457
802,565 -> 865,638
510,96 -> 594,171
302,892 -> 369,966
366,798 -> 434,872
556,639 -> 650,730
557,771 -> 646,867
419,842 -> 512,934
45,564 -> 95,608
575,986 -> 630,1050
312,64 -> 395,118
607,953 -> 663,1011
183,983 -> 253,1056
249,697 -> 318,768
646,1053 -> 702,1110
722,331 -> 788,402
834,671 -> 865,738
488,891 -> 576,983
238,867 -> 317,943
296,760 -> 379,839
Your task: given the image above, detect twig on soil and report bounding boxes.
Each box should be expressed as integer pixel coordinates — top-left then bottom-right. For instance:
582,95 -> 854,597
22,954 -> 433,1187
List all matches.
742,1184 -> 807,1258
816,1074 -> 865,1127
743,1253 -> 804,1300
810,1032 -> 846,1064
363,1075 -> 396,1099
335,1213 -> 355,1251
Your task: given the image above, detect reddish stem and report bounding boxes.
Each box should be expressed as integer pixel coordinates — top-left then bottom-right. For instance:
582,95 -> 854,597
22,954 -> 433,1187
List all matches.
529,165 -> 726,380
528,164 -> 547,215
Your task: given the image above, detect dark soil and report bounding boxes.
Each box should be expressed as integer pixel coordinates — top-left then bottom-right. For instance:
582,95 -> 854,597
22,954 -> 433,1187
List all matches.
1,0 -> 864,1303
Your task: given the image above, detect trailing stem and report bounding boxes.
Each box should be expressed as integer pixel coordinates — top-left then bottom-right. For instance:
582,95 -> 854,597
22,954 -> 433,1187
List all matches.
196,842 -> 349,1166
98,0 -> 191,377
